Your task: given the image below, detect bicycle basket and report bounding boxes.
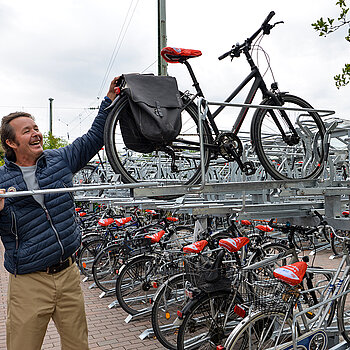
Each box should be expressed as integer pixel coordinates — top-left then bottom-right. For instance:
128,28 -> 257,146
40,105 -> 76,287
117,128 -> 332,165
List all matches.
247,276 -> 301,313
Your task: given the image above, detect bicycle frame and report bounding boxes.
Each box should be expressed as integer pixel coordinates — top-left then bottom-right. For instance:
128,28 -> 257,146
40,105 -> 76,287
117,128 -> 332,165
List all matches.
290,247 -> 350,349
182,45 -> 296,142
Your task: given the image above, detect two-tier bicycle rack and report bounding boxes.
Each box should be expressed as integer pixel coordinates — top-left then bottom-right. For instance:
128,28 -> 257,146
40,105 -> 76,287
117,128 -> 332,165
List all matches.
1,99 -> 349,349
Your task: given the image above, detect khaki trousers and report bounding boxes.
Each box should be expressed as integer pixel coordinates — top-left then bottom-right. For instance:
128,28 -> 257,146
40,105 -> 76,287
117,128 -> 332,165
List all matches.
6,263 -> 89,350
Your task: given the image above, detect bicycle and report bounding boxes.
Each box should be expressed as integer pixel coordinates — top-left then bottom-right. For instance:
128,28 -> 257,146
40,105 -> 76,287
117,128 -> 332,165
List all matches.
175,213 -> 334,349
104,11 -> 326,190
223,228 -> 350,349
91,215 -> 193,294
152,223 -> 293,350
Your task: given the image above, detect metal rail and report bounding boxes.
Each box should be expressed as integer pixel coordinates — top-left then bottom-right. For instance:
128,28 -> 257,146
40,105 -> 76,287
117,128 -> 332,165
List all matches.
0,182 -> 159,198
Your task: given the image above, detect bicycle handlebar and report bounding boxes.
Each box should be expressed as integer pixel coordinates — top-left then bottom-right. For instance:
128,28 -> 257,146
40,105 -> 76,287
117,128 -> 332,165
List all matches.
218,11 -> 276,61
263,11 -> 276,27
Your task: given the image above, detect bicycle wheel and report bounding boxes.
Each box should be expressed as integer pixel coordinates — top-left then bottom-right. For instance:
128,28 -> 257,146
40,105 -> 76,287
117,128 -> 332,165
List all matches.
92,242 -> 128,293
115,254 -> 156,315
251,94 -> 325,180
177,291 -> 241,350
104,94 -> 212,188
330,229 -> 346,256
337,276 -> 350,342
247,241 -> 290,285
151,273 -> 196,350
73,164 -> 105,196
77,237 -> 107,277
224,311 -> 293,350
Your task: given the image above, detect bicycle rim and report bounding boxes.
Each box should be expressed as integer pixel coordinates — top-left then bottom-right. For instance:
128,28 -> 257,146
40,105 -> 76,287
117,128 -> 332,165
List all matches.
115,255 -> 156,315
177,291 -> 240,350
77,238 -> 106,277
252,94 -> 325,180
104,94 -> 212,188
337,277 -> 350,343
92,243 -> 126,293
224,311 -> 293,350
151,273 -> 196,350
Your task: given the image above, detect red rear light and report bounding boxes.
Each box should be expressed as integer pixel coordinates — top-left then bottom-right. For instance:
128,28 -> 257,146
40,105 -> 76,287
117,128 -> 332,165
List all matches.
177,310 -> 183,319
216,346 -> 225,350
234,305 -> 246,318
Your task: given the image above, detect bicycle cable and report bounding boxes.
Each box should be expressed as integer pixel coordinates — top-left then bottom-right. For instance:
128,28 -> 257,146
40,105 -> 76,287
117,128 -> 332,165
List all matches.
252,33 -> 279,87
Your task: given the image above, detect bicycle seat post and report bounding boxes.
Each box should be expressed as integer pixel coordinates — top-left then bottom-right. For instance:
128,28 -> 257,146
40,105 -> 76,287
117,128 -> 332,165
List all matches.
183,60 -> 204,97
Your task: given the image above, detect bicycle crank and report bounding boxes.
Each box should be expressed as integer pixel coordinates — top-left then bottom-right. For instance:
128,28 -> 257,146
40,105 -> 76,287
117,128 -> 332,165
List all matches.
217,133 -> 256,176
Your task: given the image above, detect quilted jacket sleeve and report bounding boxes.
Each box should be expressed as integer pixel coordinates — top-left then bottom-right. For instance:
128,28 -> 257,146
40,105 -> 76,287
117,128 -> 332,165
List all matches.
59,98 -> 112,174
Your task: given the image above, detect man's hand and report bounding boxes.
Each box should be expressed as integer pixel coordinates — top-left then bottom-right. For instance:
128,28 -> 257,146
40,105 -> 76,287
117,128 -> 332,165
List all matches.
0,189 -> 5,211
106,76 -> 121,101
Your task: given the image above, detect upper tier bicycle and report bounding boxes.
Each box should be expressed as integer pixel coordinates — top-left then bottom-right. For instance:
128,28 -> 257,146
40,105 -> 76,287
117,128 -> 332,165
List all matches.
104,11 -> 326,188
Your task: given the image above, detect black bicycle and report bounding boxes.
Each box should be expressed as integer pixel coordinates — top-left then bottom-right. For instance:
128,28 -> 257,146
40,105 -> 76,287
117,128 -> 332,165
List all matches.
104,11 -> 326,187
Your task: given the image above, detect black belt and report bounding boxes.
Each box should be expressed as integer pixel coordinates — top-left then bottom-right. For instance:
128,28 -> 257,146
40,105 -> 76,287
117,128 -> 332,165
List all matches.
40,254 -> 76,274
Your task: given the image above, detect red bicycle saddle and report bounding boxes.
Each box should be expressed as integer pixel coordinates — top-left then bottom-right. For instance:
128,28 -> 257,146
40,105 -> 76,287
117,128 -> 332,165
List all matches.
161,47 -> 202,63
98,218 -> 114,227
273,261 -> 308,286
240,220 -> 252,226
219,237 -> 250,253
144,229 -> 166,243
255,224 -> 273,232
114,217 -> 132,226
183,240 -> 208,253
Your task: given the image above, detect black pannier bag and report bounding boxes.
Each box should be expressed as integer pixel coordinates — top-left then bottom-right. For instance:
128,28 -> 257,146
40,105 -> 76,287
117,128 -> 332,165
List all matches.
119,73 -> 183,153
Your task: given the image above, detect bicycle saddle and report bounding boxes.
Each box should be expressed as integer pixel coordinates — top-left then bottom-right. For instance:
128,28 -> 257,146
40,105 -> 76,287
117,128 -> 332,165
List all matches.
255,224 -> 274,232
273,261 -> 307,286
98,218 -> 115,227
114,217 -> 132,226
240,220 -> 252,226
166,216 -> 179,222
219,237 -> 250,253
183,240 -> 208,253
144,229 -> 165,243
161,47 -> 202,63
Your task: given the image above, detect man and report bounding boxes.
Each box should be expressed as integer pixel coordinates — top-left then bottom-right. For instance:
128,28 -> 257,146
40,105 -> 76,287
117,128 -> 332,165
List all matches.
0,77 -> 119,350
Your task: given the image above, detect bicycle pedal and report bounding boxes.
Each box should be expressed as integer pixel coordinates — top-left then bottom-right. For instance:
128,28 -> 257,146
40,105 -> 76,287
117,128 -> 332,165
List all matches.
242,161 -> 256,176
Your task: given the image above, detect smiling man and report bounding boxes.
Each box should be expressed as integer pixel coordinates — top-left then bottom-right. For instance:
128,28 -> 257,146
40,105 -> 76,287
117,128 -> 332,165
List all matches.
0,77 -> 119,350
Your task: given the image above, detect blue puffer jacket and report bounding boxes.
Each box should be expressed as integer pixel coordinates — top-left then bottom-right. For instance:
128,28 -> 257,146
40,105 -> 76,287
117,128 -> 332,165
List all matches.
0,98 -> 111,275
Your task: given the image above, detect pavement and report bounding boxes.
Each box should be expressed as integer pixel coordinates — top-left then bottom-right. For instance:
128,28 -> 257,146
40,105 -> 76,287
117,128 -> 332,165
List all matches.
0,242 -> 163,350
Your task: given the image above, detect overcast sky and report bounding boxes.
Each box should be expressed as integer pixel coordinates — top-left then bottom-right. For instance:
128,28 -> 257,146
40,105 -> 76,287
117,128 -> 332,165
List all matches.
0,0 -> 348,141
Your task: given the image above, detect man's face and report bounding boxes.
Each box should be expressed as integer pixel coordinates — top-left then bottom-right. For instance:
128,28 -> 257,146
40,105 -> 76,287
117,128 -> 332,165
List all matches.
6,117 -> 43,165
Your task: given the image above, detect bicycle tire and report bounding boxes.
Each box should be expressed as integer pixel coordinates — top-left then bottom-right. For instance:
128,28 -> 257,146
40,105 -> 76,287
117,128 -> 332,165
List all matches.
104,93 -> 212,191
77,237 -> 107,277
224,310 -> 293,350
92,242 -> 128,293
330,229 -> 344,256
251,94 -> 326,180
176,290 -> 242,350
337,276 -> 350,343
151,272 -> 196,350
115,254 -> 156,315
